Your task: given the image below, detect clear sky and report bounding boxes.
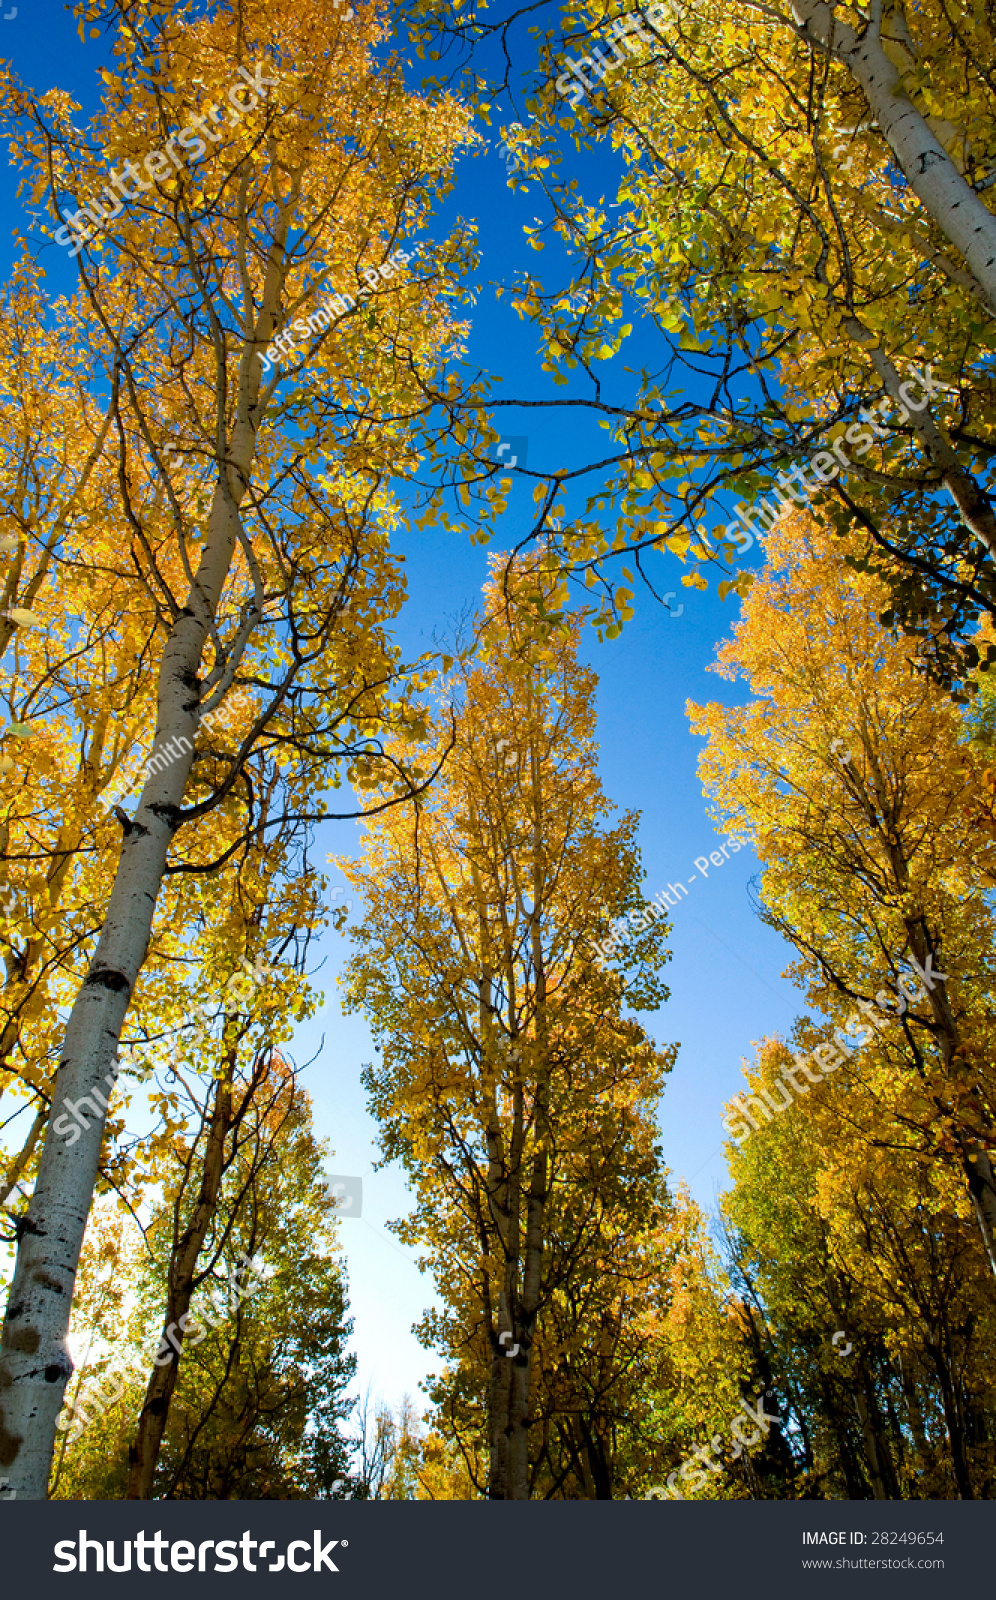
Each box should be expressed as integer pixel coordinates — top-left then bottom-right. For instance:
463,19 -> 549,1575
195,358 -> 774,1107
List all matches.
2,0 -> 806,1416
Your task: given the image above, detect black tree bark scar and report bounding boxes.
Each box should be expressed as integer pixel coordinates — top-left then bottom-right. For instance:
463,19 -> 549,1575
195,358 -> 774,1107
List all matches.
84,968 -> 131,993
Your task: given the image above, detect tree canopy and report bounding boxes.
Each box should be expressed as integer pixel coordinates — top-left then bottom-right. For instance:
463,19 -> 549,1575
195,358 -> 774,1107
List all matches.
2,0 -> 994,1503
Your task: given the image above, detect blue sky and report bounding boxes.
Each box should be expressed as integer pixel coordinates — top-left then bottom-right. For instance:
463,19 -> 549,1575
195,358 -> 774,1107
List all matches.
2,0 -> 804,1415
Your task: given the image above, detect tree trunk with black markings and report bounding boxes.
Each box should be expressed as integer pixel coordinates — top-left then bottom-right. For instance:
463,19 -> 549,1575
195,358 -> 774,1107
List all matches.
0,391 -> 267,1497
792,0 -> 996,309
125,1068 -> 234,1499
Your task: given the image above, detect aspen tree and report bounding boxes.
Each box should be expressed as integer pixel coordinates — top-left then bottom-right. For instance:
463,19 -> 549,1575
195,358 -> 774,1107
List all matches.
343,559 -> 674,1496
0,0 -> 482,1495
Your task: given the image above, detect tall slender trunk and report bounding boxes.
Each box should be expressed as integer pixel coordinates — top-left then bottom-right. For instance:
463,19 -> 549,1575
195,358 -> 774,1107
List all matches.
927,1340 -> 975,1498
848,758 -> 996,1278
487,1332 -> 514,1499
835,313 -> 996,560
476,924 -> 517,1500
791,0 -> 996,309
957,1131 -> 996,1277
902,914 -> 996,1276
487,1080 -> 530,1499
485,721 -> 551,1501
852,1370 -> 899,1499
578,1415 -> 613,1499
503,737 -> 552,1501
0,412 -> 261,1498
898,1353 -> 933,1491
126,1068 -> 233,1497
506,1138 -> 547,1499
826,1390 -> 870,1499
0,175 -> 298,1494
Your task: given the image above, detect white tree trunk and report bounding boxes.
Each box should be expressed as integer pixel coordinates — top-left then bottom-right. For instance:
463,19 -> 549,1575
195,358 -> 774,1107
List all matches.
790,0 -> 996,309
0,411 -> 262,1498
841,316 -> 996,559
0,157 -> 303,1493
